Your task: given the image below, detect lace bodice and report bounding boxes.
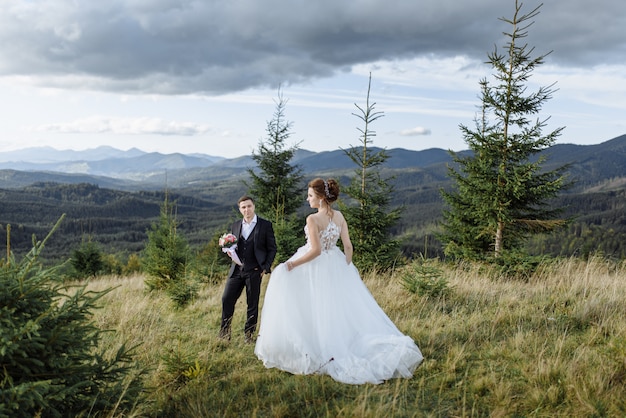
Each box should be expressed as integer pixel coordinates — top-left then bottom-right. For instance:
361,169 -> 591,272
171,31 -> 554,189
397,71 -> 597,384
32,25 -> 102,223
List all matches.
304,220 -> 341,252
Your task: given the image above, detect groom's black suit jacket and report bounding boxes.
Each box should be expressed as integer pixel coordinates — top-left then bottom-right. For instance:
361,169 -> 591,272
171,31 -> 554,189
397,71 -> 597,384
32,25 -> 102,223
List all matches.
228,216 -> 277,278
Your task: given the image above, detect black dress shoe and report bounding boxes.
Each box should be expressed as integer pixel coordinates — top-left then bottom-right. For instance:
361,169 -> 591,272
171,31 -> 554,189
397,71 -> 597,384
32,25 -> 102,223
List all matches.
218,328 -> 231,341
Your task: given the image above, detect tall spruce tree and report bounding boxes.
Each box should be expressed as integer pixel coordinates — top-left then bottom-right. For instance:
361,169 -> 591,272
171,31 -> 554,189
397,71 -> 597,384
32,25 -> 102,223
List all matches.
440,1 -> 568,260
340,74 -> 402,272
246,88 -> 304,263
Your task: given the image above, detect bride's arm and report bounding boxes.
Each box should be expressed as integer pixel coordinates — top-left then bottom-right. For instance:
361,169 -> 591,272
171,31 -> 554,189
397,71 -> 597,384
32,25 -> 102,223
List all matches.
286,216 -> 321,271
338,214 -> 353,265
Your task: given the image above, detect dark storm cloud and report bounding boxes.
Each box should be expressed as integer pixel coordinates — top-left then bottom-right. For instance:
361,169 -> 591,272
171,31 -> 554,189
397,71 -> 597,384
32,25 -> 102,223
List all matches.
0,0 -> 623,95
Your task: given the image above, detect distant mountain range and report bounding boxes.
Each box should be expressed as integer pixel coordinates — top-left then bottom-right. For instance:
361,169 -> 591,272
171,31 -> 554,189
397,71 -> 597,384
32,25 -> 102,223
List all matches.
0,145 -> 225,182
0,146 -> 148,163
1,134 -> 625,261
1,134 -> 625,192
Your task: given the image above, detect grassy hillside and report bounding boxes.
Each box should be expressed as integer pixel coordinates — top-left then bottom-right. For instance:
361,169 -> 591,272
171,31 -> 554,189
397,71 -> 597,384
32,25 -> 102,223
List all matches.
87,256 -> 626,417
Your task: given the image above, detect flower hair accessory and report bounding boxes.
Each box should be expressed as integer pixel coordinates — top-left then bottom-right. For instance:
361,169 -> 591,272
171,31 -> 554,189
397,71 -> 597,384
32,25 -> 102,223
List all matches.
323,180 -> 334,199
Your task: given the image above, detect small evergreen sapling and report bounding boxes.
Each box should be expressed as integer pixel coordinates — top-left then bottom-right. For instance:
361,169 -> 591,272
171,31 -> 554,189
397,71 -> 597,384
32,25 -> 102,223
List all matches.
0,217 -> 144,417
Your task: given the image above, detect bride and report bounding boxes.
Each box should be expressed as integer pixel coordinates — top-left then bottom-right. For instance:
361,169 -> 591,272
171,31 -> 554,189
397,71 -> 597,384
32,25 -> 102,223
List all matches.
254,178 -> 423,384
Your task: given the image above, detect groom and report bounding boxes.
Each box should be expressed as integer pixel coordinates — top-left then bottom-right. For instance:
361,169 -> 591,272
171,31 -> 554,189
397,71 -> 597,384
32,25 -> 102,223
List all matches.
219,195 -> 277,343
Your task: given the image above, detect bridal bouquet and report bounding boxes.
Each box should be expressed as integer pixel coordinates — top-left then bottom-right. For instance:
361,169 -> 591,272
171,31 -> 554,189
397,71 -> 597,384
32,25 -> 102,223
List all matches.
219,233 -> 238,248
219,233 -> 242,266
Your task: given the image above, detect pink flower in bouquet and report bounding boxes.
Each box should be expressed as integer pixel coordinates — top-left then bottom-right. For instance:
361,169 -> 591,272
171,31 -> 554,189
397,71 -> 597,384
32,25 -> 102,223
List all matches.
219,233 -> 238,248
219,232 -> 242,266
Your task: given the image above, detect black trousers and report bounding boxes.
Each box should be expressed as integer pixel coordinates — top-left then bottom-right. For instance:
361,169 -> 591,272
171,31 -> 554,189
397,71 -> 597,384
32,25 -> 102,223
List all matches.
220,266 -> 262,335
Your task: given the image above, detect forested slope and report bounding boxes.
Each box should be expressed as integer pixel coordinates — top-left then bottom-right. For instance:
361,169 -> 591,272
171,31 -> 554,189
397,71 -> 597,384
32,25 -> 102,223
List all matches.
1,135 -> 625,262
0,182 -> 234,262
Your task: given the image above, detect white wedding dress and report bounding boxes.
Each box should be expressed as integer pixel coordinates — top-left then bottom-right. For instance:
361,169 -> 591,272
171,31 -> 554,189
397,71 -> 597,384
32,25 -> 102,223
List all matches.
255,219 -> 423,384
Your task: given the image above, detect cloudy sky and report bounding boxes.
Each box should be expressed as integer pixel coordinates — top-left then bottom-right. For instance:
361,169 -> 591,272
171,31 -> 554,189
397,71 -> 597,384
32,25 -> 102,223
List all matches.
1,0 -> 624,158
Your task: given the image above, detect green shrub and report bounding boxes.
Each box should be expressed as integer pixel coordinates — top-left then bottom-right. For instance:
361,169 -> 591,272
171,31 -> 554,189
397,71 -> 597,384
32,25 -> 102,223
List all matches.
122,253 -> 143,276
273,215 -> 306,264
160,344 -> 199,388
401,258 -> 451,298
193,229 -> 232,285
489,250 -> 545,280
165,277 -> 199,309
100,253 -> 124,276
70,240 -> 104,278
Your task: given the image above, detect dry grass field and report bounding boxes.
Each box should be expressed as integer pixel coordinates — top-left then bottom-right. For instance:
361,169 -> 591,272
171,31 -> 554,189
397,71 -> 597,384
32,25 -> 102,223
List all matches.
88,256 -> 626,417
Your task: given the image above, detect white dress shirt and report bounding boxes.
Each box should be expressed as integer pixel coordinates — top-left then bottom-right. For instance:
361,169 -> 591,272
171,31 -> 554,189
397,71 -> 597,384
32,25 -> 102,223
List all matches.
242,215 -> 257,240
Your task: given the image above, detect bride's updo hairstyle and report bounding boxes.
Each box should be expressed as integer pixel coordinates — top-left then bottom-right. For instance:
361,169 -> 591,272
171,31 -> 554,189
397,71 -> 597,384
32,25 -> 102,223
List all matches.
308,178 -> 339,204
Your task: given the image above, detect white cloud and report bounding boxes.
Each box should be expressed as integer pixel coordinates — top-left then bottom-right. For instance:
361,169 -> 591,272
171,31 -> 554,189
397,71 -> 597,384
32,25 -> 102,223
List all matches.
33,116 -> 212,136
400,127 -> 431,136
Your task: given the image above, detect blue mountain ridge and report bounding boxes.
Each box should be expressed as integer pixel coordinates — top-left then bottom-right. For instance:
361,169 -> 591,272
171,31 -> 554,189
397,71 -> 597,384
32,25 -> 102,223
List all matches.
0,134 -> 624,190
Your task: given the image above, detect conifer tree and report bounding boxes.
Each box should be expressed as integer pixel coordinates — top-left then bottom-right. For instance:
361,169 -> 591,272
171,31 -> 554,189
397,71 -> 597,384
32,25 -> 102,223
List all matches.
0,216 -> 143,417
142,193 -> 196,306
246,87 -> 305,262
440,1 -> 568,260
247,87 -> 304,219
70,239 -> 103,277
340,74 -> 402,272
